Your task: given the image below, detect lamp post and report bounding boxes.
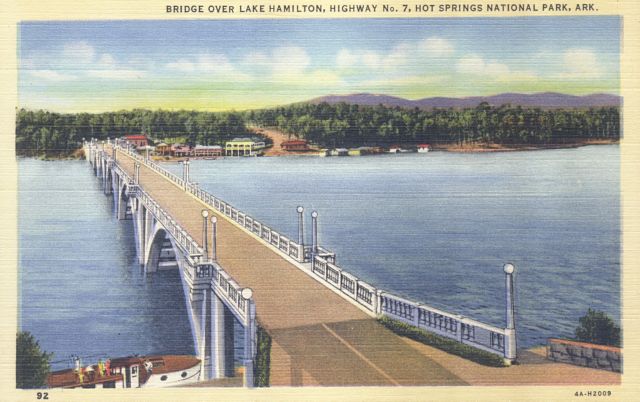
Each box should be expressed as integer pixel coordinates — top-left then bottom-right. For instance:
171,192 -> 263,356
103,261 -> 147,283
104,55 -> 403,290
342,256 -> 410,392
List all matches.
201,210 -> 209,257
210,216 -> 217,261
134,162 -> 140,184
297,206 -> 304,245
503,263 -> 517,360
311,211 -> 318,255
181,159 -> 191,188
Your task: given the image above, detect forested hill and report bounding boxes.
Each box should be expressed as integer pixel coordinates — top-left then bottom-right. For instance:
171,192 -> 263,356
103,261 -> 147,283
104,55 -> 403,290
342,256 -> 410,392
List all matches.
15,109 -> 249,155
245,102 -> 620,148
16,102 -> 620,155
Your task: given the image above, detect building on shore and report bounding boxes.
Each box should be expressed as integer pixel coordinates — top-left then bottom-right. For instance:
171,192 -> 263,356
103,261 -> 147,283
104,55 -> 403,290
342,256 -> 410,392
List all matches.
172,144 -> 192,157
124,134 -> 149,148
348,147 -> 381,156
331,148 -> 349,156
155,143 -> 171,155
193,145 -> 223,157
281,139 -> 309,151
225,138 -> 265,156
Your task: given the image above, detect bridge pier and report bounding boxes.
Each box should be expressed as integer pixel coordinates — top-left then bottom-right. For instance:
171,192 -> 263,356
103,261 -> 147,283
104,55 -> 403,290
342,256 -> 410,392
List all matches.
116,179 -> 129,220
209,291 -> 236,379
103,161 -> 112,195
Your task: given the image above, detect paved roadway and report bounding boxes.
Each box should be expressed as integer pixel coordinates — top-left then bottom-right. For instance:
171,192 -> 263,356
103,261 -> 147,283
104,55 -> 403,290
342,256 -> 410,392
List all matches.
113,148 -> 465,386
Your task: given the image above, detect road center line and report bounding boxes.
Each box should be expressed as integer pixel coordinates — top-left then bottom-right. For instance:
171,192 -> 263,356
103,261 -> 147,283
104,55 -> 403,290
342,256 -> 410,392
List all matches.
321,323 -> 400,386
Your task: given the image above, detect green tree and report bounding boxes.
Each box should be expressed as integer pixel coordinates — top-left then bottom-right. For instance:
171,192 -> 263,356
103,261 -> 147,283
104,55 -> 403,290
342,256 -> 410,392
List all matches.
16,331 -> 52,388
574,308 -> 621,347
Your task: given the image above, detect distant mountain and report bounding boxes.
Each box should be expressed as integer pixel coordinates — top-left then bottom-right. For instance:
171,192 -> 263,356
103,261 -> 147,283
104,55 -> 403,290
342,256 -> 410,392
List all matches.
307,92 -> 621,109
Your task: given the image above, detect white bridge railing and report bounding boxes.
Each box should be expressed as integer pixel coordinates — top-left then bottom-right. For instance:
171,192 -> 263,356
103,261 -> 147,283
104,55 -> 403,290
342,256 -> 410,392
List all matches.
114,141 -> 307,264
105,139 -> 516,360
107,151 -> 251,325
309,254 -> 511,357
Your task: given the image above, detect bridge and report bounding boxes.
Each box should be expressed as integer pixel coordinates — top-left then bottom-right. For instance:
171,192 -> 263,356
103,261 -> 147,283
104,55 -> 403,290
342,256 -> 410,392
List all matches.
84,139 -> 517,387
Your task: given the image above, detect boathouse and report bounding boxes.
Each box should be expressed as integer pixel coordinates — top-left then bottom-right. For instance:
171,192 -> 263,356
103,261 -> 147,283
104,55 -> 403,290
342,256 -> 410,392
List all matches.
193,145 -> 223,157
281,139 -> 309,151
124,134 -> 149,148
225,138 -> 265,156
155,143 -> 171,155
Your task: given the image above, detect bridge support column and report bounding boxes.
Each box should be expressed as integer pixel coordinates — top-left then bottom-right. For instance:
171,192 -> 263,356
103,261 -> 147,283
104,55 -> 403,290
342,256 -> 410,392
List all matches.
95,152 -> 101,177
135,204 -> 147,265
111,170 -> 118,199
199,288 -> 212,381
242,295 -> 256,388
145,209 -> 154,253
113,175 -> 121,216
210,293 -> 236,379
116,181 -> 128,220
103,164 -> 111,195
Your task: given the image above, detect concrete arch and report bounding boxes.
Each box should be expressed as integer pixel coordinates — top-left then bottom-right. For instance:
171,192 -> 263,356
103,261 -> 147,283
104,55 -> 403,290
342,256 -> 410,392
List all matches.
117,180 -> 131,220
103,164 -> 113,195
144,224 -> 180,274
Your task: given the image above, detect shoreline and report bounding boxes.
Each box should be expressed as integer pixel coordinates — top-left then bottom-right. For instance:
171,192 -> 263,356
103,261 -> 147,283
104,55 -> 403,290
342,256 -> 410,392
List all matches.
17,140 -> 618,162
153,140 -> 619,162
432,139 -> 618,153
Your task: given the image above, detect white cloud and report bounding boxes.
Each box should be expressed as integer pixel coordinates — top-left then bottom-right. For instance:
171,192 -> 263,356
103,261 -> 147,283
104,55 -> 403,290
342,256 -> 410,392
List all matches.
166,53 -> 251,81
335,37 -> 453,73
456,54 -> 537,82
62,41 -> 95,64
362,51 -> 382,69
420,37 -> 454,57
456,54 -> 510,76
339,45 -> 410,71
336,48 -> 358,69
243,51 -> 269,66
383,43 -> 411,69
97,53 -> 116,67
271,46 -> 310,75
562,48 -> 602,78
28,69 -> 75,81
197,54 -> 236,74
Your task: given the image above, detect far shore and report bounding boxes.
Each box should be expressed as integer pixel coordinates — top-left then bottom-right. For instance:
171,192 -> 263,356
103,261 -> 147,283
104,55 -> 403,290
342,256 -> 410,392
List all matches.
432,139 -> 618,153
17,139 -> 619,162
150,139 -> 619,162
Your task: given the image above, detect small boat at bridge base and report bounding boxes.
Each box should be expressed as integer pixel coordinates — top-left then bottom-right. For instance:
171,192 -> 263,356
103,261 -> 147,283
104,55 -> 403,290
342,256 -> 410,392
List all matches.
47,355 -> 201,389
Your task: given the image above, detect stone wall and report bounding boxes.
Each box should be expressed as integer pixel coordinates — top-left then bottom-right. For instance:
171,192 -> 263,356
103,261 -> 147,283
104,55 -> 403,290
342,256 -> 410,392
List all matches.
547,338 -> 621,373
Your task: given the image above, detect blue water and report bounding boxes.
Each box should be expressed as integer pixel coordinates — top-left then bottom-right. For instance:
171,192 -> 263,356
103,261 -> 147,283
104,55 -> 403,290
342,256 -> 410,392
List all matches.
19,145 -> 620,365
18,159 -> 195,370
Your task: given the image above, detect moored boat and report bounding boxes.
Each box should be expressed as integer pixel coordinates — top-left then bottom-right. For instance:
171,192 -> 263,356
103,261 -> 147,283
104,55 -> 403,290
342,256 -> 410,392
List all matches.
47,355 -> 201,389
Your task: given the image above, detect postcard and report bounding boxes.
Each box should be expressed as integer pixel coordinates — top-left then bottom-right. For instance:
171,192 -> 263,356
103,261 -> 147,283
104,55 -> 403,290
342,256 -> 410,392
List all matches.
3,0 -> 639,400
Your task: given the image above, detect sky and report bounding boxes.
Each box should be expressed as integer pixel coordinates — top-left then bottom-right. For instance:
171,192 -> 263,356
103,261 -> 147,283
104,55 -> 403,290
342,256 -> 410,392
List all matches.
18,17 -> 620,112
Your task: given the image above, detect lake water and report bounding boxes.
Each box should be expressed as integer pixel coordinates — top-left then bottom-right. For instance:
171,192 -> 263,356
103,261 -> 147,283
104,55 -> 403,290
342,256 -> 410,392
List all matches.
19,145 -> 620,367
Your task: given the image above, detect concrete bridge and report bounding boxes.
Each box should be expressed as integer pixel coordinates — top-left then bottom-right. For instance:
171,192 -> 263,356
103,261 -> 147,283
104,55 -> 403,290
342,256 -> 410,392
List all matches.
84,139 -> 517,387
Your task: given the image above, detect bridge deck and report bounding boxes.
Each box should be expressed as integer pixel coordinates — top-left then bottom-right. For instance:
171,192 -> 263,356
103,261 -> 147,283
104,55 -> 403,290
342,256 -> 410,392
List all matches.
114,149 -> 465,386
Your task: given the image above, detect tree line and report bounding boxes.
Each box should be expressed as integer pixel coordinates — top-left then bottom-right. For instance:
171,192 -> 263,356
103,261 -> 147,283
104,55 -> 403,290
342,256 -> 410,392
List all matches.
16,102 -> 620,156
15,108 -> 249,156
244,102 -> 620,148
